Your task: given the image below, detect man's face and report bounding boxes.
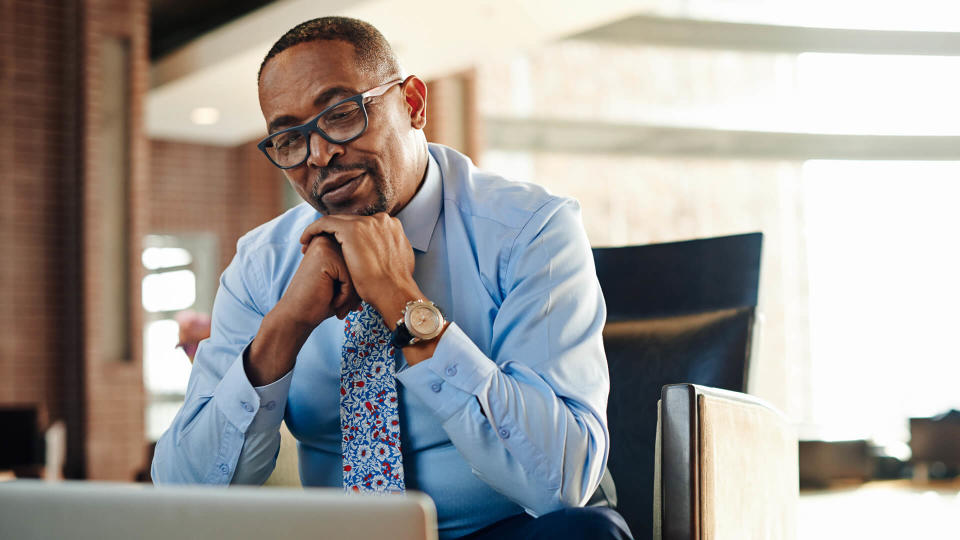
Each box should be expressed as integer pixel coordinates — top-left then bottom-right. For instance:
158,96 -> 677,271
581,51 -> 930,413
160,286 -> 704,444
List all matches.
258,40 -> 419,216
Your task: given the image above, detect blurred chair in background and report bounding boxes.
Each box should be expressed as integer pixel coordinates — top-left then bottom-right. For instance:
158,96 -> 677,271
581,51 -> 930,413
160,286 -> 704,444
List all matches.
592,233 -> 763,539
0,406 -> 44,480
798,440 -> 872,488
910,410 -> 960,482
654,384 -> 797,540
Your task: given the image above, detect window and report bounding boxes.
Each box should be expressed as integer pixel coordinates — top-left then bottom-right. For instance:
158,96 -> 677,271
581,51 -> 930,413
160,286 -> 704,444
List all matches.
804,160 -> 960,442
141,233 -> 217,441
475,22 -> 960,443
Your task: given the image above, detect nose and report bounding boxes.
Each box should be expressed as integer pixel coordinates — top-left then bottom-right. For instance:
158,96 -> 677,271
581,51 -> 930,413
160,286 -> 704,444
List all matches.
305,131 -> 344,169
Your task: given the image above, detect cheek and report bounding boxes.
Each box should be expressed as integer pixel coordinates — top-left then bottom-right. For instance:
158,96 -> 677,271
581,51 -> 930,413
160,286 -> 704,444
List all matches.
284,169 -> 311,194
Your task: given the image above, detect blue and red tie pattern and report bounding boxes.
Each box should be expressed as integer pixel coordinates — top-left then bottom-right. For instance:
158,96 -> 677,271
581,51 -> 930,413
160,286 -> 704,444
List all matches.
340,302 -> 405,493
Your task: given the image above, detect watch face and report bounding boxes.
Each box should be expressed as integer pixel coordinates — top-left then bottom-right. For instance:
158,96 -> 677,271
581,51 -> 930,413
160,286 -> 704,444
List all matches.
408,305 -> 441,336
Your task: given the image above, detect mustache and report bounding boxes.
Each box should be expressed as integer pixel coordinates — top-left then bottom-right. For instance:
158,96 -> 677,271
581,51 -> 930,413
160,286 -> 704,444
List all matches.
317,162 -> 370,181
311,162 -> 372,200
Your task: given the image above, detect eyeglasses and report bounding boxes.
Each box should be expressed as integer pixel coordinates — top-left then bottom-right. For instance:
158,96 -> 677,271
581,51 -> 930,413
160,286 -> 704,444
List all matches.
257,79 -> 403,169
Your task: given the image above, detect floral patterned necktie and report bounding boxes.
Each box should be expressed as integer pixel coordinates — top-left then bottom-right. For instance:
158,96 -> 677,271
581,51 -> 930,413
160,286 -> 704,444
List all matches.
340,301 -> 405,493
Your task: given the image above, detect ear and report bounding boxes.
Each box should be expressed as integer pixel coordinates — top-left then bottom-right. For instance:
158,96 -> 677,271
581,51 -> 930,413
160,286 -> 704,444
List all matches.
401,75 -> 427,130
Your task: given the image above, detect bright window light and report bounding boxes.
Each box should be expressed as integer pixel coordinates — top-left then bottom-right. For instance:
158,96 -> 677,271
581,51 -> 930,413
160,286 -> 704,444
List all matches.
141,247 -> 192,270
142,270 -> 196,312
797,54 -> 960,135
143,319 -> 191,394
804,160 -> 960,441
143,318 -> 192,441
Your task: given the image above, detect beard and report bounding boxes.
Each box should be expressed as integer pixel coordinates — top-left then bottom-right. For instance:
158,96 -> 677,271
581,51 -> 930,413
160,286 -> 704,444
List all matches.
309,158 -> 390,216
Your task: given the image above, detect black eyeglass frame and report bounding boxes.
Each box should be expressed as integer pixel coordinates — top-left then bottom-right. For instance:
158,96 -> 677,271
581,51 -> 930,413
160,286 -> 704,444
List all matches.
256,78 -> 403,170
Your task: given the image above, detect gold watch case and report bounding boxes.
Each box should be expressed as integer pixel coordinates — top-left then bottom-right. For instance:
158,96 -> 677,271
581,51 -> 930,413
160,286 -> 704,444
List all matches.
403,300 -> 444,342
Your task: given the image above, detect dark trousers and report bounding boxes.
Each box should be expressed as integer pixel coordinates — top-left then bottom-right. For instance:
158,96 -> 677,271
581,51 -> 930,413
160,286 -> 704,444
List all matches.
456,507 -> 633,540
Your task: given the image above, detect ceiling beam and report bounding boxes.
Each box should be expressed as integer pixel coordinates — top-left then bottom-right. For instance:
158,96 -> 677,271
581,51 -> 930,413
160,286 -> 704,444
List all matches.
571,15 -> 960,56
485,117 -> 960,160
147,0 -> 642,145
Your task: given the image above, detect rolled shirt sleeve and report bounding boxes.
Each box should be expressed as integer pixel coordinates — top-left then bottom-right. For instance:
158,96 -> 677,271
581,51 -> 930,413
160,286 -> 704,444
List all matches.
397,198 -> 609,516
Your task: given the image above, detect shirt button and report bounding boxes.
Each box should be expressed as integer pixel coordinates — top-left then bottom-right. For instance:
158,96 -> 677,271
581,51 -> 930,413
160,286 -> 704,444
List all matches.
265,400 -> 276,411
218,463 -> 229,475
241,401 -> 254,413
498,428 -> 510,439
445,365 -> 458,377
430,382 -> 442,393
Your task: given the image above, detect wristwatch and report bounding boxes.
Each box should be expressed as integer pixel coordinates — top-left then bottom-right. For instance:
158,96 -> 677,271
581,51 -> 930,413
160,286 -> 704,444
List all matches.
391,300 -> 445,348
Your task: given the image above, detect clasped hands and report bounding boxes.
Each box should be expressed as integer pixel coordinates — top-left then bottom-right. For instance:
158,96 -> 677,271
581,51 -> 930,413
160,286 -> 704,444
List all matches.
275,213 -> 422,332
248,213 -> 439,385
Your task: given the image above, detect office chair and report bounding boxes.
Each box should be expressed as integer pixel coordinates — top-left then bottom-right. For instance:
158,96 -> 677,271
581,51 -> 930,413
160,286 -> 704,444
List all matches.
591,232 -> 763,539
654,384 -> 797,540
268,233 -> 766,522
0,406 -> 43,477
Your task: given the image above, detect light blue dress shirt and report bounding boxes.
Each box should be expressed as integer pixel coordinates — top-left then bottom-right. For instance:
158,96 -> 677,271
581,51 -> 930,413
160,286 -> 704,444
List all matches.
152,143 -> 610,539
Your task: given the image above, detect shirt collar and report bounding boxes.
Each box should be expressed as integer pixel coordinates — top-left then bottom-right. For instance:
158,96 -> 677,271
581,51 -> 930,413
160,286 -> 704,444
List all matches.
395,151 -> 442,253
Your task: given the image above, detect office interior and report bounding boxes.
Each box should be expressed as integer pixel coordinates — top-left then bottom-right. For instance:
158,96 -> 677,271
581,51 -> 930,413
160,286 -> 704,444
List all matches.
2,0 -> 959,538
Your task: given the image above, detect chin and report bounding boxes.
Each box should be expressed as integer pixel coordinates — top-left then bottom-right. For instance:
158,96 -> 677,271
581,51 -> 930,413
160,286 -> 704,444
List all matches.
349,193 -> 390,217
357,202 -> 386,216
308,197 -> 386,217
309,178 -> 390,216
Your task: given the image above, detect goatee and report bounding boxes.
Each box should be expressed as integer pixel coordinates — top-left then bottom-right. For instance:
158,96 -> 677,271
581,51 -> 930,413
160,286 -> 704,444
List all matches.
310,159 -> 389,215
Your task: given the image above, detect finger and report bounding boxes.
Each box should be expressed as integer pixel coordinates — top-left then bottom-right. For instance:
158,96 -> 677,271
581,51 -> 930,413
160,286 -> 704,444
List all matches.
331,278 -> 355,310
299,215 -> 359,246
333,290 -> 360,320
330,256 -> 360,308
333,273 -> 361,309
334,292 -> 355,319
302,231 -> 337,255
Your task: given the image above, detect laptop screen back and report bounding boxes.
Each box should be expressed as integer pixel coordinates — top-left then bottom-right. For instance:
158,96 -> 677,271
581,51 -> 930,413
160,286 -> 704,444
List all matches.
0,481 -> 437,540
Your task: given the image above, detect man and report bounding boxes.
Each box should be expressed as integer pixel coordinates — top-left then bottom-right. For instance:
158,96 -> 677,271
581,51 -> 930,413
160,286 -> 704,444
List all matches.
152,16 -> 631,540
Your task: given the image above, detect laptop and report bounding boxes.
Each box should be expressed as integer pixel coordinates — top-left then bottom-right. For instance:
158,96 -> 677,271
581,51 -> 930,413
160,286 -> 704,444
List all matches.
0,480 -> 437,540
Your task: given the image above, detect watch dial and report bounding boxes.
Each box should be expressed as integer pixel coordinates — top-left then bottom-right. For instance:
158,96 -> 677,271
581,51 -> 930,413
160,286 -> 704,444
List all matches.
409,305 -> 440,334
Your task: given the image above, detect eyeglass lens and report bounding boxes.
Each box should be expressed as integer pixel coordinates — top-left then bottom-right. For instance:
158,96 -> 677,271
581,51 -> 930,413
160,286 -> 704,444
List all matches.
265,100 -> 366,167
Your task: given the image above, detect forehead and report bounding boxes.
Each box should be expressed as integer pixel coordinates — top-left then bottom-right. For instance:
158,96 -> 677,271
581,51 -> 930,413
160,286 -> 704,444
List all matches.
258,39 -> 374,119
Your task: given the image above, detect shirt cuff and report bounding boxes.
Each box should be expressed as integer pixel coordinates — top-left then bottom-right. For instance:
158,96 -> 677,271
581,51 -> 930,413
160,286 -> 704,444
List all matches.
213,343 -> 293,433
396,322 -> 497,422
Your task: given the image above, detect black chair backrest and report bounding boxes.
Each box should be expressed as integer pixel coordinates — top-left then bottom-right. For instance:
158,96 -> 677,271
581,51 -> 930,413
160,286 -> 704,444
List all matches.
0,406 -> 42,470
593,232 -> 762,540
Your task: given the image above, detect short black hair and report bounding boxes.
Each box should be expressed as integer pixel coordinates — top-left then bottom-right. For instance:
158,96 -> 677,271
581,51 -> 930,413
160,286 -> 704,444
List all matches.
258,16 -> 402,84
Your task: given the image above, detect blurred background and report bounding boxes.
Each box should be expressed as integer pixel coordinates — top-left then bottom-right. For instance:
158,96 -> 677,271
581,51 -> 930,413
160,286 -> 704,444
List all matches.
2,0 -> 959,536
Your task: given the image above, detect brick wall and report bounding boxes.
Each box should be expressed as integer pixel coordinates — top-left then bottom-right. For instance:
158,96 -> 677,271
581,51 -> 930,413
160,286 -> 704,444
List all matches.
1,0 -> 166,480
0,0 -> 85,476
149,139 -> 284,273
424,70 -> 481,163
80,0 -> 150,481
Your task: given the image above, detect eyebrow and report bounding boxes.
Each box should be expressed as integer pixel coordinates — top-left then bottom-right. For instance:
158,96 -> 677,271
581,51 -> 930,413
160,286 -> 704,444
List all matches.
267,85 -> 358,134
